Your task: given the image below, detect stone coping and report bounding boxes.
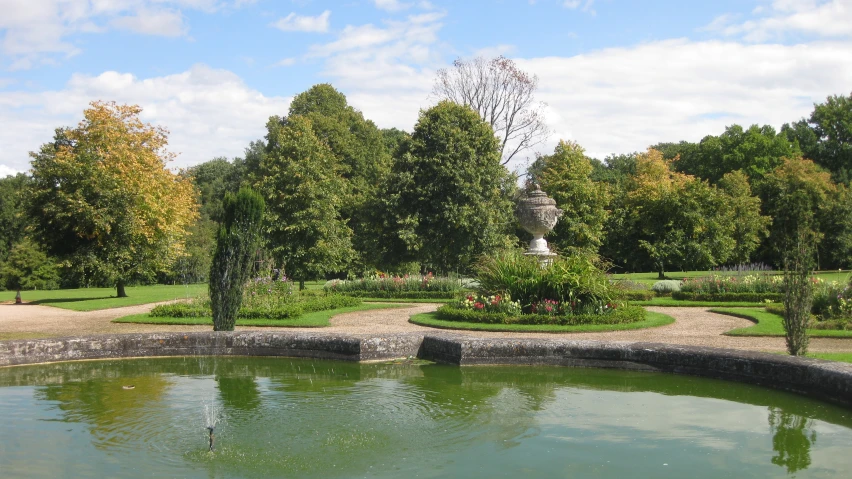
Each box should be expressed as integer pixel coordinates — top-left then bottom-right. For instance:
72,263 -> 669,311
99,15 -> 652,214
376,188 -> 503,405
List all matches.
1,331 -> 851,408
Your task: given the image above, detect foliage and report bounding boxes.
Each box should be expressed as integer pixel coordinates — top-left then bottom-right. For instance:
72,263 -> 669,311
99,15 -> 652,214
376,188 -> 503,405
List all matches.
209,187 -> 265,331
0,239 -> 60,290
717,170 -> 771,263
324,273 -> 464,295
380,101 -> 516,273
412,310 -> 672,333
651,280 -> 681,294
622,149 -> 737,277
782,232 -> 815,356
531,140 -> 610,255
433,56 -> 549,164
672,291 -> 784,302
151,294 -> 359,320
475,249 -> 614,314
435,303 -> 643,325
785,92 -> 852,184
0,173 -> 29,262
27,101 -> 198,296
258,114 -> 355,287
452,293 -> 522,315
714,307 -> 852,338
811,278 -> 852,321
679,273 -> 784,294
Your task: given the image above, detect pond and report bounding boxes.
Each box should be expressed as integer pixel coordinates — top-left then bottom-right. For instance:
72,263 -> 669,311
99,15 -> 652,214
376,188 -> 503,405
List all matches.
0,357 -> 850,478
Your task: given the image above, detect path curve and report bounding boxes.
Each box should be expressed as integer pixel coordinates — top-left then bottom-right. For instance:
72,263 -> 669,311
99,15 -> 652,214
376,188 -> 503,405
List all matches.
1,302 -> 850,354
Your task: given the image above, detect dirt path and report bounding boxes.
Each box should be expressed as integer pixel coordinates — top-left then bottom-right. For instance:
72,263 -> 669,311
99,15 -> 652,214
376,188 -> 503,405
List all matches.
1,302 -> 850,354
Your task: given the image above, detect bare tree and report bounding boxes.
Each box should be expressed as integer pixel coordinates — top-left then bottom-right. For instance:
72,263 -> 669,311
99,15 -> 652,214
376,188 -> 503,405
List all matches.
433,56 -> 550,165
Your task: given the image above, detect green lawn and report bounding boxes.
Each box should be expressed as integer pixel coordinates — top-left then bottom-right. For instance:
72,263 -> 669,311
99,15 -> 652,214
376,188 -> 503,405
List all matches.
809,353 -> 852,363
113,303 -> 405,327
5,284 -> 207,311
613,270 -> 850,286
712,307 -> 852,337
634,297 -> 769,307
409,311 -> 674,333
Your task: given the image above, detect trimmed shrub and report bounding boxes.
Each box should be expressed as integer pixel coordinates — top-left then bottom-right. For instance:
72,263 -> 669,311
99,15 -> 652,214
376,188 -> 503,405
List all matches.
336,290 -> 462,299
672,291 -> 784,302
652,280 -> 681,295
612,290 -> 654,301
324,273 -> 465,295
680,274 -> 784,295
151,295 -> 360,320
436,304 -> 645,326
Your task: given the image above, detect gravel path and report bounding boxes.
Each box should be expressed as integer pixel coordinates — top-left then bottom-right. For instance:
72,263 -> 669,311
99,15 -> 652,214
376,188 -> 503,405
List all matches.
1,302 -> 851,354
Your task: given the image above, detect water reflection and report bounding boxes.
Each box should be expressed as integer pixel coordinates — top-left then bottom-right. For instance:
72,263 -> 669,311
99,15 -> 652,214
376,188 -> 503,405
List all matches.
769,406 -> 817,473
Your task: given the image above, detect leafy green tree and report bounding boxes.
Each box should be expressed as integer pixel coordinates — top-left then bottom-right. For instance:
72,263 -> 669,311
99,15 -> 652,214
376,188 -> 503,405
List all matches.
258,115 -> 354,289
209,187 -> 265,331
382,101 -> 515,273
0,173 -> 29,262
667,124 -> 798,183
0,238 -> 60,291
27,102 -> 199,297
717,170 -> 771,264
624,149 -> 735,278
286,84 -> 392,273
786,92 -> 852,184
532,140 -> 609,255
188,157 -> 245,222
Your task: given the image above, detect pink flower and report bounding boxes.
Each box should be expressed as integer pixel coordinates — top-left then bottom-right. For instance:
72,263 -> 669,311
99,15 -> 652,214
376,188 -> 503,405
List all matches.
474,302 -> 484,310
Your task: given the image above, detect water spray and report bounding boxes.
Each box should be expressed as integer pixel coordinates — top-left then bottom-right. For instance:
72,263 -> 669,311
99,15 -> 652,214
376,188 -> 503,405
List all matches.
207,426 -> 215,452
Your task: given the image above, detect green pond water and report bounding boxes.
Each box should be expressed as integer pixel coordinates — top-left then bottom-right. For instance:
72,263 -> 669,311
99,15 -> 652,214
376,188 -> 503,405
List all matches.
0,357 -> 851,478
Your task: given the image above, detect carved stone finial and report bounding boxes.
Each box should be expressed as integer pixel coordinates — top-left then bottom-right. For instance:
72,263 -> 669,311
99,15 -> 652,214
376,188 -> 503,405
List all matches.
516,186 -> 562,258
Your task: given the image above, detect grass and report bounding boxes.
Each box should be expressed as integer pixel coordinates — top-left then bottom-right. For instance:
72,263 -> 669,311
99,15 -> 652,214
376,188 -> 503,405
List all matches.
809,353 -> 852,363
612,270 -> 850,286
0,332 -> 55,341
633,297 -> 770,307
408,310 -> 674,333
112,303 -> 405,327
5,284 -> 207,311
712,307 -> 852,337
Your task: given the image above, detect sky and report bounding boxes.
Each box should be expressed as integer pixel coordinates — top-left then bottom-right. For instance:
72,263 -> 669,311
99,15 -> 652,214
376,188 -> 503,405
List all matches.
1,0 -> 851,178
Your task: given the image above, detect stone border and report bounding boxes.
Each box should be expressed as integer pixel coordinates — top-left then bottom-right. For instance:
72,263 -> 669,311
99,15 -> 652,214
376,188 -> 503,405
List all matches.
2,332 -> 851,408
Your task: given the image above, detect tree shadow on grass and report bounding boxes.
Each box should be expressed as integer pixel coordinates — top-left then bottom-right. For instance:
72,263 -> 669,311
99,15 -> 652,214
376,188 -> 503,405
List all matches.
30,297 -> 115,305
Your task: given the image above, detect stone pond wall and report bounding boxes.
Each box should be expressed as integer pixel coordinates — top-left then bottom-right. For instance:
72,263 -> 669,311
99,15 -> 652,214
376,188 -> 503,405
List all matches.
1,331 -> 851,408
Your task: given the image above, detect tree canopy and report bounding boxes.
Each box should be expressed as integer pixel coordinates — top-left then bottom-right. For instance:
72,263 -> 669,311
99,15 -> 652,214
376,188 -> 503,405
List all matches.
27,101 -> 198,296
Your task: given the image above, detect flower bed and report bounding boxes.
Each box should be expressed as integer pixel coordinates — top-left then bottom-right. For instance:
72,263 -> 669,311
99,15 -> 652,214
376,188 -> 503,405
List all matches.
323,273 -> 465,298
679,274 -> 784,295
436,299 -> 644,326
672,292 -> 784,302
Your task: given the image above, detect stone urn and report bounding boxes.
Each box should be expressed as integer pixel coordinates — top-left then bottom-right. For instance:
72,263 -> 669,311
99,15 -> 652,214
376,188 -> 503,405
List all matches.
516,184 -> 563,259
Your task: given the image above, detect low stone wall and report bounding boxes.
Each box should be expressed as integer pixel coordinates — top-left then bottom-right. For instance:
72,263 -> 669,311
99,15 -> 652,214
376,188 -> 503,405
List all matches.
2,332 -> 851,408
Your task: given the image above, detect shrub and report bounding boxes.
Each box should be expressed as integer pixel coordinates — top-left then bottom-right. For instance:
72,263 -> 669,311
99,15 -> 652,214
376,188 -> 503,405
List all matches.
811,279 -> 852,320
209,188 -> 265,331
324,273 -> 464,295
680,274 -> 784,295
151,294 -> 360,320
336,290 -> 463,299
672,291 -> 784,302
475,249 -> 613,313
613,290 -> 655,301
436,303 -> 644,325
652,280 -> 681,295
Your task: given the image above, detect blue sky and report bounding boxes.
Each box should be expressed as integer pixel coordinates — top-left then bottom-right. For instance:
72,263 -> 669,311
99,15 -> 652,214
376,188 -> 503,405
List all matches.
2,0 -> 851,176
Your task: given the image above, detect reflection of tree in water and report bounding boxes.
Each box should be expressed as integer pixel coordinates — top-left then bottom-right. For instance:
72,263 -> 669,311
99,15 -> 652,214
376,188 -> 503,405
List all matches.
768,406 -> 817,474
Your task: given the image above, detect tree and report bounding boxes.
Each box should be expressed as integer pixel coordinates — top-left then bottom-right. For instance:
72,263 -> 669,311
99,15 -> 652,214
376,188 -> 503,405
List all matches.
209,187 -> 265,331
27,101 -> 198,297
433,56 -> 550,165
623,149 -> 736,278
531,140 -> 610,255
0,173 -> 29,262
258,115 -> 354,289
382,101 -> 515,273
0,238 -> 60,291
717,170 -> 771,264
786,92 -> 852,184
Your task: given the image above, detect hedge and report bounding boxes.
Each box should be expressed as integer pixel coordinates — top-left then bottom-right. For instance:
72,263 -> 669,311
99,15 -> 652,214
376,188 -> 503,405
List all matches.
337,290 -> 463,299
613,290 -> 655,301
672,292 -> 784,302
150,295 -> 361,320
435,304 -> 645,326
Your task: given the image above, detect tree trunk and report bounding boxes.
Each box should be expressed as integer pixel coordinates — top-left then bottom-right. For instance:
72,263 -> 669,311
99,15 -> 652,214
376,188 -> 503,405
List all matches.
116,280 -> 128,298
657,265 -> 665,280
299,279 -> 305,291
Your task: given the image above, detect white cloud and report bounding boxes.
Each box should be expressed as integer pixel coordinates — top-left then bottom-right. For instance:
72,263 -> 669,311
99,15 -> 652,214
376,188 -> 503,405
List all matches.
706,0 -> 852,42
0,164 -> 19,177
271,10 -> 331,33
0,0 -> 254,69
109,7 -> 187,37
563,0 -> 595,13
274,57 -> 297,67
0,64 -> 291,172
374,0 -> 413,12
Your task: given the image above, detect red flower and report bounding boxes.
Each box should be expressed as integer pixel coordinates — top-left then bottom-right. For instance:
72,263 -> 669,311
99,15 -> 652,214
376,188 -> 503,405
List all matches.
474,302 -> 484,310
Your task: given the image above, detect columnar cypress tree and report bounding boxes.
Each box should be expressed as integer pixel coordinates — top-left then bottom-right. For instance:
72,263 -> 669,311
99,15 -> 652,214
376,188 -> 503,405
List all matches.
209,187 -> 265,331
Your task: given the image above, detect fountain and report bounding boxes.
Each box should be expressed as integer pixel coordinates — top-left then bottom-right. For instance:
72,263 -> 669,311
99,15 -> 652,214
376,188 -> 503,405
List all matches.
516,184 -> 563,264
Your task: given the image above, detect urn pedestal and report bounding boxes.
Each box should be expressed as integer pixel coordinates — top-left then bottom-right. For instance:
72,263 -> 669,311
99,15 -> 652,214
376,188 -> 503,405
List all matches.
516,185 -> 563,264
